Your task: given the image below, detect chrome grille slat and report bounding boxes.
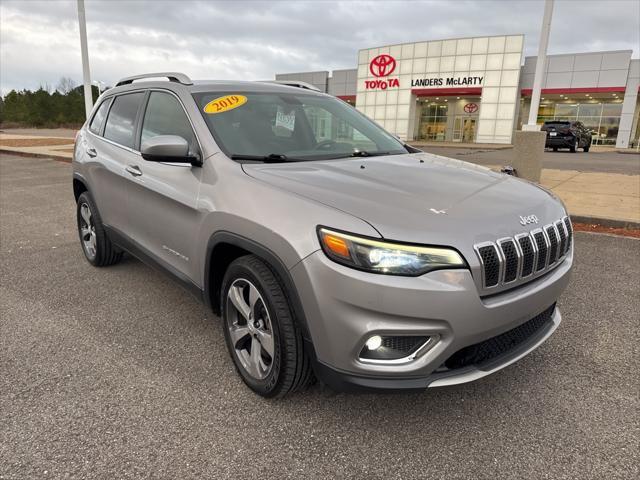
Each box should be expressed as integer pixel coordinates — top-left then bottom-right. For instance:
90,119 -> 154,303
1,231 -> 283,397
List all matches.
545,224 -> 559,265
475,216 -> 571,293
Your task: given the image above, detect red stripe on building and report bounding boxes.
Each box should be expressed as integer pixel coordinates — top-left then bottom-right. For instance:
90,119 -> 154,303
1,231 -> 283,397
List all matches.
337,95 -> 356,102
520,87 -> 626,96
412,87 -> 483,97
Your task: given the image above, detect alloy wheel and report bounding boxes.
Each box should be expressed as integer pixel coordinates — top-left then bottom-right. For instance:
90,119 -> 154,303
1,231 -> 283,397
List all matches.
226,279 -> 275,380
79,203 -> 97,259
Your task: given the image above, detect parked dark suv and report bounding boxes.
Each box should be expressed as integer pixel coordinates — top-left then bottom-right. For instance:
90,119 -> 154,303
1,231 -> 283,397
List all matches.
542,120 -> 592,153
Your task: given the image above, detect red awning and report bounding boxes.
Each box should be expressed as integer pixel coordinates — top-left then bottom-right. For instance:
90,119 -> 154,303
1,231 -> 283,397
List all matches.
412,87 -> 483,97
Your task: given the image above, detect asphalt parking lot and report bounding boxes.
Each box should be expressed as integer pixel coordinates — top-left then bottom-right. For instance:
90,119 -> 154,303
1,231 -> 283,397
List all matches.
1,153 -> 638,479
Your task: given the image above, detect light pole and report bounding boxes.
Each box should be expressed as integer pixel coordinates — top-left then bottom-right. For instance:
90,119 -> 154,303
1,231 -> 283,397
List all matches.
92,80 -> 106,94
523,0 -> 554,131
77,0 -> 93,118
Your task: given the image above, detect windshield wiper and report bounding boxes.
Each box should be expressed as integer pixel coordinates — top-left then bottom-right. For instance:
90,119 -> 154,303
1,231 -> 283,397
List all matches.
348,150 -> 402,158
230,153 -> 292,163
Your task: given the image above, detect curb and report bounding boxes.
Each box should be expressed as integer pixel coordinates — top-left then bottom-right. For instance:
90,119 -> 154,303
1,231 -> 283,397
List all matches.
570,215 -> 640,230
0,148 -> 71,163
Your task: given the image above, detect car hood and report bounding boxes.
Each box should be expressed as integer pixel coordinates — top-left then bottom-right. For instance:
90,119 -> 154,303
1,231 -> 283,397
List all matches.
242,152 -> 566,247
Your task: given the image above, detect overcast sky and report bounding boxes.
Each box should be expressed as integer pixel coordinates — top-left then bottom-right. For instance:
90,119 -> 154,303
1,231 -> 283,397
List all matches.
1,0 -> 638,95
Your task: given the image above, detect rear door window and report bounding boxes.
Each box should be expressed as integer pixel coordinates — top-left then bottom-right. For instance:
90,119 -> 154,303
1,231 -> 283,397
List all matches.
103,92 -> 145,148
89,98 -> 111,135
140,91 -> 198,154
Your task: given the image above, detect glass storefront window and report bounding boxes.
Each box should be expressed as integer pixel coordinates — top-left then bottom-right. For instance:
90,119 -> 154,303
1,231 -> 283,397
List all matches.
522,97 -> 624,146
555,103 -> 578,117
601,103 -> 623,116
418,103 -> 448,141
577,104 -> 601,117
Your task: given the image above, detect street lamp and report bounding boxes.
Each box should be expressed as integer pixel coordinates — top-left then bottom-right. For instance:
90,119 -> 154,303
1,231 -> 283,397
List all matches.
523,0 -> 555,131
92,80 -> 107,94
77,0 -> 93,118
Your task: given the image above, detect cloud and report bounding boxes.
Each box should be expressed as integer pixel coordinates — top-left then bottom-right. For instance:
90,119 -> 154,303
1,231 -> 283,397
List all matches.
1,0 -> 638,95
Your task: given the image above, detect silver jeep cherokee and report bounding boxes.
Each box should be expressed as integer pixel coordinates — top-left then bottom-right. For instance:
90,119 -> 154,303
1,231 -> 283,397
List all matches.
72,72 -> 573,397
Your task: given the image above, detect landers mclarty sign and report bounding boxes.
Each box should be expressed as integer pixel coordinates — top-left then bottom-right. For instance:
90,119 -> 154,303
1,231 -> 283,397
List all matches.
411,76 -> 484,87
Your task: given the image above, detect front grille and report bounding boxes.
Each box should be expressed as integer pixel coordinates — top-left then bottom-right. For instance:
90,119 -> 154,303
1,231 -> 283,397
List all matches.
477,245 -> 500,287
499,239 -> 519,283
533,231 -> 548,272
443,304 -> 556,370
563,217 -> 573,254
517,235 -> 535,277
475,216 -> 571,291
556,220 -> 567,254
546,225 -> 559,265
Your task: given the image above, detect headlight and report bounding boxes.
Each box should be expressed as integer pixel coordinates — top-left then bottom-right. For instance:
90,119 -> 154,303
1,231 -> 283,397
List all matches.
317,227 -> 466,276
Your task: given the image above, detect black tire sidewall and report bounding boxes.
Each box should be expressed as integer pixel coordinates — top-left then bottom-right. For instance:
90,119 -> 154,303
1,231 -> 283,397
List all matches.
221,258 -> 288,396
76,191 -> 109,266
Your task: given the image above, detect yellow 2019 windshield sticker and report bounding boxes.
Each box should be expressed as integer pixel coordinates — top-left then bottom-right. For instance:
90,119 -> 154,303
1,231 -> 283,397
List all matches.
203,95 -> 247,114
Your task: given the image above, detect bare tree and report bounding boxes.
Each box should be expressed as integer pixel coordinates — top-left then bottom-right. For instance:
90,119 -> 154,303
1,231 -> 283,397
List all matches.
57,77 -> 76,95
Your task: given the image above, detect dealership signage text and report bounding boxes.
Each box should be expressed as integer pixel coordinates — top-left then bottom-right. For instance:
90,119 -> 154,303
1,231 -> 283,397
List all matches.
411,76 -> 484,87
365,78 -> 400,90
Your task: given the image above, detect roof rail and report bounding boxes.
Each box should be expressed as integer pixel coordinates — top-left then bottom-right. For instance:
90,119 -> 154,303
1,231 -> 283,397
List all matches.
263,80 -> 321,92
115,72 -> 193,87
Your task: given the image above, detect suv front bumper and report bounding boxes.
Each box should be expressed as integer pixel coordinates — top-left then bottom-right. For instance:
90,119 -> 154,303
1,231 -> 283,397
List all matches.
290,248 -> 572,391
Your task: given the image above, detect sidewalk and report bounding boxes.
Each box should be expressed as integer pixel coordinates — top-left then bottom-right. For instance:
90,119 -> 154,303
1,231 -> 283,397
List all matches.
0,132 -> 75,161
1,132 -> 639,225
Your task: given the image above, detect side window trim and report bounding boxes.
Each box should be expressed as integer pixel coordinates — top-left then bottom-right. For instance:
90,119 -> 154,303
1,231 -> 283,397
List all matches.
133,90 -> 151,152
88,96 -> 113,137
100,89 -> 147,153
138,88 -> 203,157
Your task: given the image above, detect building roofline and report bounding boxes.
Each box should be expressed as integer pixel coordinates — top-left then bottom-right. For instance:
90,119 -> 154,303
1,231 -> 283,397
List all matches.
359,33 -> 524,52
524,49 -> 633,59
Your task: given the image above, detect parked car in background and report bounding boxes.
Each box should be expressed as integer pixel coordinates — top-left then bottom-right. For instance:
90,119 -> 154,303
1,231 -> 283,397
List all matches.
542,120 -> 592,152
72,72 -> 574,397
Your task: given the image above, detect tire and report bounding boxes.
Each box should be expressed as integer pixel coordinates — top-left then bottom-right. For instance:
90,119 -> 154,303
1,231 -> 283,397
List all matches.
552,147 -> 558,152
583,142 -> 590,153
76,191 -> 123,267
569,138 -> 578,153
221,255 -> 313,397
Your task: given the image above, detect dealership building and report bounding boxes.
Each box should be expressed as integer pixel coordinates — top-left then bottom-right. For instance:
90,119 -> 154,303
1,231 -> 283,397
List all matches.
275,35 -> 639,148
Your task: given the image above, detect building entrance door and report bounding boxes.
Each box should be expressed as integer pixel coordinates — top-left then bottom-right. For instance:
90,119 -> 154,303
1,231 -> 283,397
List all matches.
453,117 -> 477,143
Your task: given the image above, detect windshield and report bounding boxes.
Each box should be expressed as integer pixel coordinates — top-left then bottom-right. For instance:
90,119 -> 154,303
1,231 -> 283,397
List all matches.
193,91 -> 409,161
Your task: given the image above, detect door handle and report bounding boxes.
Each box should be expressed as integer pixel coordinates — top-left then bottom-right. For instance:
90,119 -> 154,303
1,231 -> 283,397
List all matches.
125,165 -> 143,177
86,148 -> 97,158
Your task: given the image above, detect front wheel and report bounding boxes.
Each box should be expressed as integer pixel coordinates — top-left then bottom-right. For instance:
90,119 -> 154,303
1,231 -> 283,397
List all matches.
76,191 -> 123,267
221,255 -> 313,397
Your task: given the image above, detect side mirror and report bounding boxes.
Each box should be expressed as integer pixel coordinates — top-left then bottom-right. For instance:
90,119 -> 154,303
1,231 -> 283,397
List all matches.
141,135 -> 201,166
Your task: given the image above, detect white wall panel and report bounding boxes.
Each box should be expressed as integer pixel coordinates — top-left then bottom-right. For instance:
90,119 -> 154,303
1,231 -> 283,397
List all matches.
472,37 -> 489,54
470,55 -> 487,71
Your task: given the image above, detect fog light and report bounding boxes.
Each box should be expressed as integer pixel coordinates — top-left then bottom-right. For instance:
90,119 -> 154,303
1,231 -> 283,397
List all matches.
365,335 -> 382,350
359,335 -> 434,362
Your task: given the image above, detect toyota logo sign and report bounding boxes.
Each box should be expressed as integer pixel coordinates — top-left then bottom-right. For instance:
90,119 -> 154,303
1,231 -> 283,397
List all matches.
369,54 -> 397,77
463,103 -> 479,114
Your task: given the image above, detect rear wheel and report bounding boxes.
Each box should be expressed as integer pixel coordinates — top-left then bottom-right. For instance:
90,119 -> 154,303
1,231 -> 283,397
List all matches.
552,147 -> 558,152
221,255 -> 313,397
76,191 -> 123,267
569,138 -> 578,153
583,140 -> 590,153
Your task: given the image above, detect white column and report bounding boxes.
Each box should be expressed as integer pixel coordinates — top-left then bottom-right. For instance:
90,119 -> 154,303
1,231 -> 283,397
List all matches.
77,0 -> 93,118
524,0 -> 554,131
